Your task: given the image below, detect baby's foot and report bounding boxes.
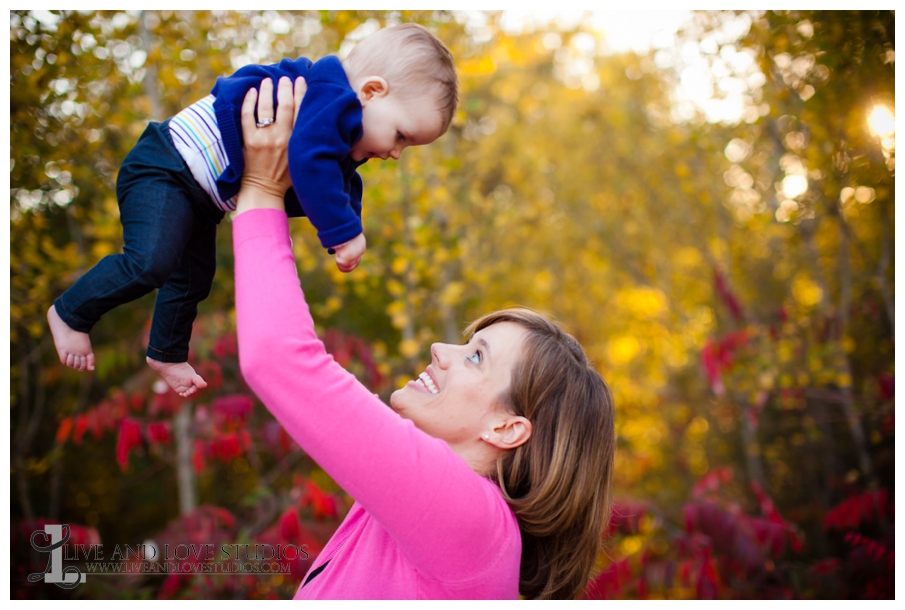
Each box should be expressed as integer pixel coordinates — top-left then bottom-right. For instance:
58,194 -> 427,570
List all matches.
47,305 -> 96,372
146,357 -> 208,398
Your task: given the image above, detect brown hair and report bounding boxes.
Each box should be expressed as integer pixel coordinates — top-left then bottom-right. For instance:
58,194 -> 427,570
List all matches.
466,308 -> 616,600
343,23 -> 458,134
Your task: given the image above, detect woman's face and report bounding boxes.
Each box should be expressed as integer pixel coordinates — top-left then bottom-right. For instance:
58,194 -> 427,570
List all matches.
389,322 -> 528,448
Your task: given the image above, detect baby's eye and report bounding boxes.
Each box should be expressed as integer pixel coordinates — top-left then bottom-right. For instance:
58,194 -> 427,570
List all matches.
467,350 -> 482,365
396,131 -> 405,142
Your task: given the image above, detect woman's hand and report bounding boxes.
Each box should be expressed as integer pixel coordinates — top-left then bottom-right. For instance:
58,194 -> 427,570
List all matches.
235,75 -> 306,216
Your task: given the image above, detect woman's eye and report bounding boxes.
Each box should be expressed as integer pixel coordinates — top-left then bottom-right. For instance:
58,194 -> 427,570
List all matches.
467,351 -> 482,364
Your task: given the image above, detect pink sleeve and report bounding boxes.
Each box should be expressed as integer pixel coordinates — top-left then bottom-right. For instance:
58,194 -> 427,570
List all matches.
233,209 -> 513,580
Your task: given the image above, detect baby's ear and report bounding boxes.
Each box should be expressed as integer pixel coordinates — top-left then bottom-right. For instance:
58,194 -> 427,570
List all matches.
357,76 -> 389,103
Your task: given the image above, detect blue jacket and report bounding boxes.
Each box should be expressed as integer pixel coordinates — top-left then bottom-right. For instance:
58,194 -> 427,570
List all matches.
211,56 -> 366,249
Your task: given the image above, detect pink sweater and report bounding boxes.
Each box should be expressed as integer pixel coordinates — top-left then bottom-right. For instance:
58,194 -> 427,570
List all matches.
233,209 -> 522,599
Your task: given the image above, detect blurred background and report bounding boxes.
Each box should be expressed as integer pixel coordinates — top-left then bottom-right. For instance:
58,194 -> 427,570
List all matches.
9,10 -> 895,599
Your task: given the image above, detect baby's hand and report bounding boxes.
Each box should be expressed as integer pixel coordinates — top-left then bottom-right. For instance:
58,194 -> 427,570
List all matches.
333,233 -> 366,273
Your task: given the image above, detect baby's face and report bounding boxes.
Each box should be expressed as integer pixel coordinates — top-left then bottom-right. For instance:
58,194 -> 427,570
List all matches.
351,90 -> 445,162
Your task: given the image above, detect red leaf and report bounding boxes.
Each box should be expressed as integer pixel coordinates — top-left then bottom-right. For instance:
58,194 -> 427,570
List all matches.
151,391 -> 179,417
115,418 -> 143,472
147,422 -> 171,446
213,333 -> 237,358
198,360 -> 224,389
279,507 -> 302,541
159,573 -> 180,599
97,400 -> 115,432
87,408 -> 103,439
192,441 -> 206,473
73,414 -> 88,445
683,504 -> 696,532
65,523 -> 101,547
823,489 -> 892,530
696,551 -> 720,599
111,391 -> 128,420
692,467 -> 733,499
789,531 -> 803,553
301,479 -> 339,521
771,525 -> 784,557
56,417 -> 73,444
862,492 -> 874,522
679,560 -> 691,586
878,373 -> 894,400
877,489 -> 888,522
280,427 -> 293,453
714,268 -> 744,321
212,394 -> 253,418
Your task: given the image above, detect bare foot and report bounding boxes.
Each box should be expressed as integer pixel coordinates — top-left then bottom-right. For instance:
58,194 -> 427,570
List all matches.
47,305 -> 96,372
146,357 -> 208,398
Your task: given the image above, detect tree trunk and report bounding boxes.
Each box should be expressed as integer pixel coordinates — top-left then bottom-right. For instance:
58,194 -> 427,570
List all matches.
139,11 -> 163,121
174,403 -> 197,515
49,373 -> 93,520
836,217 -> 876,487
876,196 -> 894,333
398,154 -> 419,370
738,403 -> 767,488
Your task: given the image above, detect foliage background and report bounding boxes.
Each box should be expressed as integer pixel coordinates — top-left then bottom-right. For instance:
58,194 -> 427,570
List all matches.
9,10 -> 895,599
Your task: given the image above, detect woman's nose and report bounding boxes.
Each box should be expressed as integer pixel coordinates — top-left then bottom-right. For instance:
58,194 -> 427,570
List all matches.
431,342 -> 450,369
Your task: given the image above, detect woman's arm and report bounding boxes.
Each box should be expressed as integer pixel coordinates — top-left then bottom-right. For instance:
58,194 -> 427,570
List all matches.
233,78 -> 516,583
235,212 -> 517,582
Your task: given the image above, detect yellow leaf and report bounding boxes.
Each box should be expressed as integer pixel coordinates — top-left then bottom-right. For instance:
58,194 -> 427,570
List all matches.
386,300 -> 406,317
777,341 -> 792,363
386,279 -> 405,297
533,270 -> 553,295
792,274 -> 823,307
324,296 -> 341,315
620,536 -> 643,555
391,257 -> 408,275
91,241 -> 117,260
394,375 -> 412,391
616,287 -> 666,318
391,313 -> 410,330
399,339 -> 419,359
439,282 -> 464,306
687,416 -> 710,436
675,247 -> 702,268
608,336 -> 640,364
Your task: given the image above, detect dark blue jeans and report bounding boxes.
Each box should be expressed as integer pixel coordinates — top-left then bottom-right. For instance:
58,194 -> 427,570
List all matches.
54,121 -> 224,363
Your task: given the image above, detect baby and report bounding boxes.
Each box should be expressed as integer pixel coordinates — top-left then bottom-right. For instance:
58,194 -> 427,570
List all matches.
47,23 -> 458,397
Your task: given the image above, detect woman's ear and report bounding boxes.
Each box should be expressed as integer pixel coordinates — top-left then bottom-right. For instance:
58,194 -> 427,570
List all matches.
485,416 -> 532,450
357,76 -> 389,105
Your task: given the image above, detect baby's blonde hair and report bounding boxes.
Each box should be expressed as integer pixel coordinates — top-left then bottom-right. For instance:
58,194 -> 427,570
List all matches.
343,23 -> 458,134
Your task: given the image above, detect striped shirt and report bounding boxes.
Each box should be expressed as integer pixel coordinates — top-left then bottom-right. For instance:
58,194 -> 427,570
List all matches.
168,95 -> 237,212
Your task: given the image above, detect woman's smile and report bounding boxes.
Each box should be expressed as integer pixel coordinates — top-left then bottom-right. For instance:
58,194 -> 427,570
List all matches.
417,371 -> 440,394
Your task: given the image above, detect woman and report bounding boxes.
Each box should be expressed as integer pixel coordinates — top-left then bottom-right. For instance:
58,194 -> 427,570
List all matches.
233,76 -> 615,599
